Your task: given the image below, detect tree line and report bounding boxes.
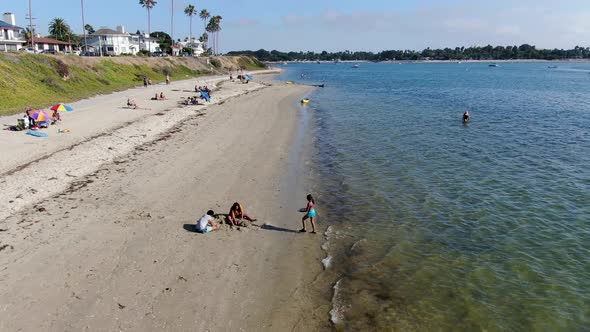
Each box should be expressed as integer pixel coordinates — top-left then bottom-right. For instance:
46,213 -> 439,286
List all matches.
226,45 -> 590,61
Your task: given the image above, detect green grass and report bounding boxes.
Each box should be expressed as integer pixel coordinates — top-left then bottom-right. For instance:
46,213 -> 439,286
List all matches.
0,54 -> 212,116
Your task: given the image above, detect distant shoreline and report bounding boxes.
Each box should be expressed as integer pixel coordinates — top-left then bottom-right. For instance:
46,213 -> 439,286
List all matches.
268,59 -> 590,64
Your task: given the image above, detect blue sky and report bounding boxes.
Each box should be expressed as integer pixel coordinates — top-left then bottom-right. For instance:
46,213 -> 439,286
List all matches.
4,0 -> 590,52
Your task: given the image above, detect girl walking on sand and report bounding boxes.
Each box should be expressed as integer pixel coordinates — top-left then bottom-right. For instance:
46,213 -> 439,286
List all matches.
300,194 -> 317,233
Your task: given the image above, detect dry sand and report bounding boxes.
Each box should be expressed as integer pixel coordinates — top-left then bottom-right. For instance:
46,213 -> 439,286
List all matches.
0,74 -> 330,331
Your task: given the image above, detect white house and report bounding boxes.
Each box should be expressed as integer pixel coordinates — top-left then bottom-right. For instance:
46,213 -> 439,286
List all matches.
0,13 -> 26,52
176,38 -> 205,56
86,26 -> 159,55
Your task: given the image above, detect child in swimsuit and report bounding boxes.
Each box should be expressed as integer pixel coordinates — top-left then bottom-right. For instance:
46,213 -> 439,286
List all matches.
300,194 -> 317,233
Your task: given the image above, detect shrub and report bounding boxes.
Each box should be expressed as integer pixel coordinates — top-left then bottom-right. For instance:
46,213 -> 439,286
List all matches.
53,59 -> 70,78
210,58 -> 222,68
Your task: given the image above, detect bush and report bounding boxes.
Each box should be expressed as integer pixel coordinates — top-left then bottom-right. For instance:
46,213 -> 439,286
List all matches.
53,59 -> 70,78
210,58 -> 222,68
137,50 -> 149,56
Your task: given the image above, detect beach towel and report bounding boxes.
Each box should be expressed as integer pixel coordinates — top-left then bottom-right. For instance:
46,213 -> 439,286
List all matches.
26,131 -> 48,138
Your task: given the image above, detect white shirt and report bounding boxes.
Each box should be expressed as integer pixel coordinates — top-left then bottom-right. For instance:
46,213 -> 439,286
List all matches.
197,214 -> 213,231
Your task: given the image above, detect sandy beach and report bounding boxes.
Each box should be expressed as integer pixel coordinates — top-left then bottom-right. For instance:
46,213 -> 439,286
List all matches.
0,73 -> 329,331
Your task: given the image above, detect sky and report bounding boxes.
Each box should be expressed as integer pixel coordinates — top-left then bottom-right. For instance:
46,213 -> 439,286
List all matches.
3,0 -> 590,53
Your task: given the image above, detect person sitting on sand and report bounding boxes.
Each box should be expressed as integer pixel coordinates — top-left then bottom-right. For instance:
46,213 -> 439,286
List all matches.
228,202 -> 256,226
51,109 -> 62,124
127,98 -> 138,109
159,92 -> 166,100
463,111 -> 470,123
196,210 -> 218,233
299,194 -> 317,234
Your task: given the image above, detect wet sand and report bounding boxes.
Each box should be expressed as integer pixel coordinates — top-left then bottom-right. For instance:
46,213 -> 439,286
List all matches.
0,76 -> 330,331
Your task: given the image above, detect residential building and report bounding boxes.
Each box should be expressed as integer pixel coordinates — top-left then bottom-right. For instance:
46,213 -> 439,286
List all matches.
176,38 -> 205,56
86,26 -> 159,56
0,13 -> 26,52
33,37 -> 73,52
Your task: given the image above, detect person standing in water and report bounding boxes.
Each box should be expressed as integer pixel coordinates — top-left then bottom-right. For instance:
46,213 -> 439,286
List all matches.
300,194 -> 317,233
463,111 -> 470,123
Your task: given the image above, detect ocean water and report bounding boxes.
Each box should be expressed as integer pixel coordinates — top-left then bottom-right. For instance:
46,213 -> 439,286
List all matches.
277,62 -> 590,331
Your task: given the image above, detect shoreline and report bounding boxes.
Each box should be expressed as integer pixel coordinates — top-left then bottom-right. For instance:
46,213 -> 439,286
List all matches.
0,72 -> 329,330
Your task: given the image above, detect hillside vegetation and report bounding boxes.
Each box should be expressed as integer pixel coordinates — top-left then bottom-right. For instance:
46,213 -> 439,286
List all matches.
0,54 -> 265,115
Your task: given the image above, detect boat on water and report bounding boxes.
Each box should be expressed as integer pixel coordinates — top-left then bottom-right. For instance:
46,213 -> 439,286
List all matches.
301,98 -> 310,104
352,64 -> 360,68
489,63 -> 499,67
548,65 -> 558,69
316,61 -> 321,64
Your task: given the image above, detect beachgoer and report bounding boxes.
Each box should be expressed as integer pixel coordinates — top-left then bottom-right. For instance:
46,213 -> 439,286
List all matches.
228,202 -> 256,226
166,74 -> 170,85
196,210 -> 218,233
127,98 -> 138,109
463,111 -> 470,123
299,194 -> 317,233
159,92 -> 166,100
143,77 -> 148,88
25,107 -> 36,128
148,79 -> 153,85
51,110 -> 62,123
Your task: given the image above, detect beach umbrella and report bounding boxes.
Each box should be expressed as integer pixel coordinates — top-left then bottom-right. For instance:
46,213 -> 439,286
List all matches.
245,74 -> 254,81
200,91 -> 211,102
50,103 -> 74,112
30,110 -> 52,122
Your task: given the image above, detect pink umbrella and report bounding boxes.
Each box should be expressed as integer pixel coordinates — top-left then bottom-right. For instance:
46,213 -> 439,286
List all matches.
30,110 -> 52,122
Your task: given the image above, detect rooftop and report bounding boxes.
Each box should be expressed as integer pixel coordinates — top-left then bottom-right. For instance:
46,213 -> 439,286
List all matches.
34,37 -> 73,45
0,20 -> 23,30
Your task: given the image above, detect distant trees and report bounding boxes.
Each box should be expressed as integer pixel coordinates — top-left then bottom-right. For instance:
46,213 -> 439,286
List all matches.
226,45 -> 590,61
184,4 -> 197,47
48,18 -> 73,42
150,31 -> 172,54
199,9 -> 210,50
84,24 -> 95,34
206,15 -> 222,55
139,0 -> 157,51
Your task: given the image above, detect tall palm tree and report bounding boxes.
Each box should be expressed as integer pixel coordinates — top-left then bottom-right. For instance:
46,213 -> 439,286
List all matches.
199,9 -> 210,51
48,18 -> 72,42
209,16 -> 222,55
139,0 -> 157,53
184,4 -> 197,55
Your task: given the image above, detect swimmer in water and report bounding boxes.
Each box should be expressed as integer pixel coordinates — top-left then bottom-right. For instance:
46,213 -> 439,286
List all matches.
463,111 -> 470,123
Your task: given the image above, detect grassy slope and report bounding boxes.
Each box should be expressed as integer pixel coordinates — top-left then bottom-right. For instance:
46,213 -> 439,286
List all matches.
0,54 -> 266,116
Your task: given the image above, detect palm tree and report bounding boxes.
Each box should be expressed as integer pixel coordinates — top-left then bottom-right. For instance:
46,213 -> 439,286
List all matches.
199,9 -> 210,51
139,0 -> 157,53
208,15 -> 222,55
184,4 -> 197,55
49,18 -> 72,42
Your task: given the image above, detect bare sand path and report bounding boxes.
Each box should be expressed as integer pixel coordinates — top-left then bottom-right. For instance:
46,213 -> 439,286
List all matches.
0,84 -> 330,331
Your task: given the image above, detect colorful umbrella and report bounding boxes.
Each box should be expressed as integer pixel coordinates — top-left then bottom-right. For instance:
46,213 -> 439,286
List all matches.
50,103 -> 74,112
30,110 -> 52,122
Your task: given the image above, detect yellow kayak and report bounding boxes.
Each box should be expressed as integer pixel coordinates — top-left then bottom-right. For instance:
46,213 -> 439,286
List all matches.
286,81 -> 294,84
301,99 -> 310,104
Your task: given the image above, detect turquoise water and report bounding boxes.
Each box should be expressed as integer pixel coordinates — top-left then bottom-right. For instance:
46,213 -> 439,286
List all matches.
278,62 -> 590,331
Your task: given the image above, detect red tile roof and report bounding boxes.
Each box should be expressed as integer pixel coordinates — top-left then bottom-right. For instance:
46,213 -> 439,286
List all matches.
34,37 -> 73,45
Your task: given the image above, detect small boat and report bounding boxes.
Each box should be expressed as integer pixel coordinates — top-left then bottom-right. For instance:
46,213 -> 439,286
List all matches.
316,61 -> 321,64
301,99 -> 310,104
282,62 -> 288,65
352,64 -> 359,68
286,81 -> 294,84
489,63 -> 499,67
548,65 -> 558,69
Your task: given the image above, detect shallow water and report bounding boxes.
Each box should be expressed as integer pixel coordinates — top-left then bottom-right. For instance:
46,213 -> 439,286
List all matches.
278,62 -> 590,331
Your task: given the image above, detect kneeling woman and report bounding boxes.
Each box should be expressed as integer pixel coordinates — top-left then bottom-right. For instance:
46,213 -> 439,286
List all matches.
228,202 -> 256,226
